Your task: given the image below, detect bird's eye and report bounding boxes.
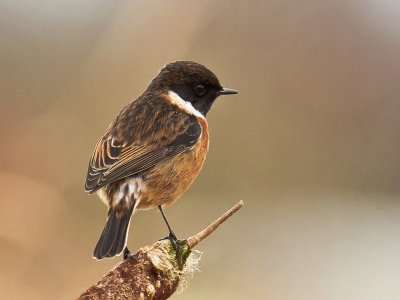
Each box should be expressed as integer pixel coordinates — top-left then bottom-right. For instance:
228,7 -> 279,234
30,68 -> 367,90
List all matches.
194,85 -> 207,96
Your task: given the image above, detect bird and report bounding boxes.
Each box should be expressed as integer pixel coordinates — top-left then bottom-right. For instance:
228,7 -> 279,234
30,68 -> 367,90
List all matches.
84,61 -> 238,260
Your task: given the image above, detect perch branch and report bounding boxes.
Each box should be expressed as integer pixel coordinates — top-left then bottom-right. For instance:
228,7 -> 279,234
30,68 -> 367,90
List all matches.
77,201 -> 244,300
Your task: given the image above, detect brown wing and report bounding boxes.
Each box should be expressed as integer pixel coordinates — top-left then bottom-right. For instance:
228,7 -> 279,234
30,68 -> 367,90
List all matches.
84,95 -> 201,193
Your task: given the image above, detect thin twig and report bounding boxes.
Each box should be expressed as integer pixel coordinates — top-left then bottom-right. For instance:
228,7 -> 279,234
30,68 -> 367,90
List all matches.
187,200 -> 244,248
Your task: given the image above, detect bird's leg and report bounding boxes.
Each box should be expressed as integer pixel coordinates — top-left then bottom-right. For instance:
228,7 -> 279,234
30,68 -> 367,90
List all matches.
158,205 -> 181,263
158,205 -> 177,240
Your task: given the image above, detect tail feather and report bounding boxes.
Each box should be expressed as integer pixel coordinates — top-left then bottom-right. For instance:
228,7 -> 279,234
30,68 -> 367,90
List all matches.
99,211 -> 120,256
107,211 -> 132,258
93,206 -> 134,260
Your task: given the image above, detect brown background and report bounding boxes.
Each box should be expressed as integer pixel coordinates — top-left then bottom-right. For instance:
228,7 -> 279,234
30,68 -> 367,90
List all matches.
1,1 -> 400,299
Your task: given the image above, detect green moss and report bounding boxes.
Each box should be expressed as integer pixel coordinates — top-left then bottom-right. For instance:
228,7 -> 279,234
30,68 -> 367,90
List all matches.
166,239 -> 192,267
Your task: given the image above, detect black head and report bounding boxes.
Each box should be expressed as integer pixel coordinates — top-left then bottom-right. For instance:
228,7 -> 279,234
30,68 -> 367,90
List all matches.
149,61 -> 238,116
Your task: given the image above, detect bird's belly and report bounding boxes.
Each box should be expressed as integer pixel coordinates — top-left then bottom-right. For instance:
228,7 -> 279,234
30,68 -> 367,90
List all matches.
137,140 -> 208,210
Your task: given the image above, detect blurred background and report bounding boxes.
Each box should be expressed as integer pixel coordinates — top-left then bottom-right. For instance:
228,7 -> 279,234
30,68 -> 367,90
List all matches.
1,0 -> 400,299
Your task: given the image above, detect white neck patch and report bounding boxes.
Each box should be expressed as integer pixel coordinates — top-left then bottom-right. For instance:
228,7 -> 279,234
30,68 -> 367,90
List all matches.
167,90 -> 205,119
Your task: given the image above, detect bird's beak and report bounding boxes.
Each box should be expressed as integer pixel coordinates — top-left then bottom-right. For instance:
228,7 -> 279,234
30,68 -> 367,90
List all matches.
219,87 -> 239,95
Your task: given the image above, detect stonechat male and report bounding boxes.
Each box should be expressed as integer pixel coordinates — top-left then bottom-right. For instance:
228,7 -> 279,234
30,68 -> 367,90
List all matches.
85,61 -> 238,259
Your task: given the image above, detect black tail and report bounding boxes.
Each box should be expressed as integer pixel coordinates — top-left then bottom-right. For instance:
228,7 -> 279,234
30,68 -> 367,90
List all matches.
93,206 -> 134,260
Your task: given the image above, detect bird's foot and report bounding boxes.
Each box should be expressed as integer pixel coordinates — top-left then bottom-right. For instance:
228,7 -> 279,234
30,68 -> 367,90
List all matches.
168,232 -> 179,254
168,233 -> 183,268
159,232 -> 182,266
123,247 -> 137,261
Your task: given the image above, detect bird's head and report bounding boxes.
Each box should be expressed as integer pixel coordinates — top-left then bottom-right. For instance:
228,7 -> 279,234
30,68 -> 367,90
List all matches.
149,61 -> 238,116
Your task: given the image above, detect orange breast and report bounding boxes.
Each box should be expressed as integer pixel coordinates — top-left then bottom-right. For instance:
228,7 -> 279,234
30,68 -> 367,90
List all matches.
137,116 -> 209,209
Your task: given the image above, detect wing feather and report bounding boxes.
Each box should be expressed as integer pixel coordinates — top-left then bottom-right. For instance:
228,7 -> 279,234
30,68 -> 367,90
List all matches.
84,97 -> 201,193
